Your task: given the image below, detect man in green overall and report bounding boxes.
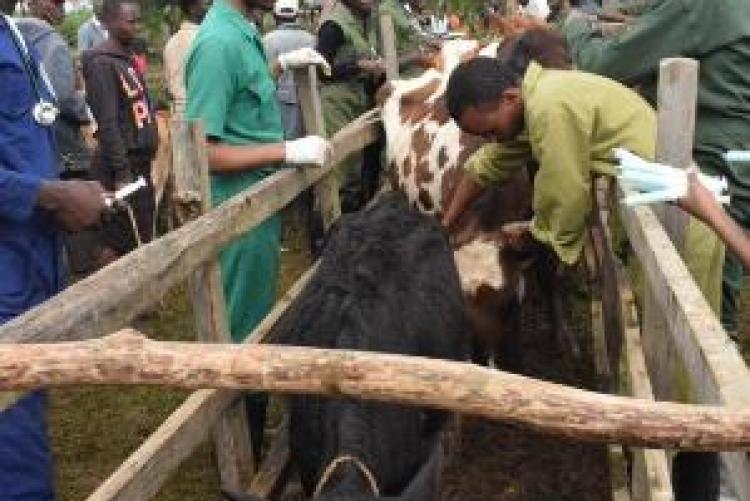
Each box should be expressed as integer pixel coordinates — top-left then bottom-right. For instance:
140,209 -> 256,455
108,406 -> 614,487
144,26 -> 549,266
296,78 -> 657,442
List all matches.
316,0 -> 384,212
185,0 -> 330,459
561,0 -> 750,337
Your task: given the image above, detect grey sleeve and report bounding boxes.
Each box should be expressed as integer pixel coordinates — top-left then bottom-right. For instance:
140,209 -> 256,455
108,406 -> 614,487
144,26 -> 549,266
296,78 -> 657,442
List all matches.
45,33 -> 89,124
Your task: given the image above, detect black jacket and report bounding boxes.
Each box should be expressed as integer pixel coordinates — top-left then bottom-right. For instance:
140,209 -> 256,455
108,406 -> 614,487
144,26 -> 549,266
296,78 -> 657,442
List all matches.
82,45 -> 157,184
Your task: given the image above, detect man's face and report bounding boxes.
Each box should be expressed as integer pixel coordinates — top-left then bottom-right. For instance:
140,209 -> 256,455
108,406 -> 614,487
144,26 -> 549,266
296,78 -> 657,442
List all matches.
29,0 -> 65,25
456,90 -> 524,142
107,3 -> 141,45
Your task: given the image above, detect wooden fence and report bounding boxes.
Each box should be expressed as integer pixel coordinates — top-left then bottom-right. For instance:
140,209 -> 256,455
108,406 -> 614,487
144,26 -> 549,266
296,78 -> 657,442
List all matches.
0,20 -> 749,501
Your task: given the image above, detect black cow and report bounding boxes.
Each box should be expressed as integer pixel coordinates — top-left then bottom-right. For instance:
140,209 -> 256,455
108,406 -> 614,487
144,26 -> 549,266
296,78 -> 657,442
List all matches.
225,192 -> 470,501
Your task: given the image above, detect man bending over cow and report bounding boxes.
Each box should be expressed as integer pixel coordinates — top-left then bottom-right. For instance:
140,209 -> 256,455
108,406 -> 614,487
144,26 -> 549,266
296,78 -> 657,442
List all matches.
441,57 -> 722,313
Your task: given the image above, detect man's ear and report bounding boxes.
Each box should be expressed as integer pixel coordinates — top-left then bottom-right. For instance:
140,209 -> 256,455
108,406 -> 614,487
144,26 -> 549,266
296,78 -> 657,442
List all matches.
500,87 -> 522,105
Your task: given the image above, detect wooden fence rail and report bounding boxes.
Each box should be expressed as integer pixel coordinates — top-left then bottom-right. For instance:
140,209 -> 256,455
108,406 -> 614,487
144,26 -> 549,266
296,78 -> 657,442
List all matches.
5,329 -> 750,451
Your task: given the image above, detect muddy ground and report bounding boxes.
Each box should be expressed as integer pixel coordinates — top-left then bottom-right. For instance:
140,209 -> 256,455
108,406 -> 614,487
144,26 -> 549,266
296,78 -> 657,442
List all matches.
49,215 -> 750,500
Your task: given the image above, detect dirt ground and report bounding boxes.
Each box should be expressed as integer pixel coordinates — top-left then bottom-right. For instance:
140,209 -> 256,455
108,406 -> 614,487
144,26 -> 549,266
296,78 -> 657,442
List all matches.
441,270 -> 610,501
49,214 -> 749,500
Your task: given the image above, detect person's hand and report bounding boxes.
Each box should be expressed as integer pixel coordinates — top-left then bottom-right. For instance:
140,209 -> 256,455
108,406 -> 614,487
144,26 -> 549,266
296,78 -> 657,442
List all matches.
500,220 -> 532,249
284,136 -> 332,167
278,48 -> 331,76
678,168 -> 722,225
38,180 -> 107,232
358,58 -> 386,78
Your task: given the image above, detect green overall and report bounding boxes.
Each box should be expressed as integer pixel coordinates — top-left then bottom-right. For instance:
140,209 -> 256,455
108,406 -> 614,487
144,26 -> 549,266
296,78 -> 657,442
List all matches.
562,0 -> 750,330
319,1 -> 380,211
185,0 -> 284,344
464,63 -> 723,314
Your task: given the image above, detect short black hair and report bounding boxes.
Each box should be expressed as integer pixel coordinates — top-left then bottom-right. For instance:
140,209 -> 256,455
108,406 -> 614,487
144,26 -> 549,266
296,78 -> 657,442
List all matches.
101,0 -> 137,21
446,57 -> 519,121
178,0 -> 197,15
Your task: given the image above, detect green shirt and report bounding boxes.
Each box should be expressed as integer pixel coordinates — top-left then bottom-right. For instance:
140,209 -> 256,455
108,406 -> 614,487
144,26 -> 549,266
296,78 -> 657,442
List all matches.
185,0 -> 284,203
469,63 -> 656,265
562,0 -> 750,151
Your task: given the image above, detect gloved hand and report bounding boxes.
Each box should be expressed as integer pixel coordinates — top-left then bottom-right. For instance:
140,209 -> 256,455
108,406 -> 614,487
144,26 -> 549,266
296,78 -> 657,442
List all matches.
278,48 -> 331,76
284,136 -> 332,167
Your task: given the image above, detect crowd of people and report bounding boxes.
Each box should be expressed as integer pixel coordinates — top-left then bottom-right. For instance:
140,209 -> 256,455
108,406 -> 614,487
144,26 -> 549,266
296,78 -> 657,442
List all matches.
0,0 -> 749,499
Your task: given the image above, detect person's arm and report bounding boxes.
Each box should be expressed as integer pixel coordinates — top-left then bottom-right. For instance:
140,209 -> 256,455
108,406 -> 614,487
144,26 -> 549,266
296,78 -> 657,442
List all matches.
0,164 -> 105,230
441,172 -> 484,231
527,103 -> 593,265
680,171 -> 750,270
317,21 -> 360,81
186,38 -> 330,173
186,37 -> 285,173
84,56 -> 130,187
562,0 -> 696,83
206,141 -> 286,172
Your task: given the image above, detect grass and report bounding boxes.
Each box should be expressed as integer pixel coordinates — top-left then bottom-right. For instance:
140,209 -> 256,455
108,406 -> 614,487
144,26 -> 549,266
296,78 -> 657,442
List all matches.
49,217 -> 313,500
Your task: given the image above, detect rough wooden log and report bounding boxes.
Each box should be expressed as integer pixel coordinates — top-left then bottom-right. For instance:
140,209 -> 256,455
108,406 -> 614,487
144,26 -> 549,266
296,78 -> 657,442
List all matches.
0,111 -> 379,348
4,330 -> 750,451
86,264 -> 317,501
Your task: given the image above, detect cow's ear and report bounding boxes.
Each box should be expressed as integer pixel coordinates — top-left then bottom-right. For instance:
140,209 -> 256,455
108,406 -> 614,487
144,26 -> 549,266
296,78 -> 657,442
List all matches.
221,489 -> 267,501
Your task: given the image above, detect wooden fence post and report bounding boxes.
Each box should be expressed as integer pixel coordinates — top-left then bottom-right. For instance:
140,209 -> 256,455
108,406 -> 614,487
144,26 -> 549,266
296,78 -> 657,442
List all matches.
170,119 -> 254,491
641,57 -> 699,403
379,12 -> 399,81
654,58 -> 699,249
294,65 -> 340,230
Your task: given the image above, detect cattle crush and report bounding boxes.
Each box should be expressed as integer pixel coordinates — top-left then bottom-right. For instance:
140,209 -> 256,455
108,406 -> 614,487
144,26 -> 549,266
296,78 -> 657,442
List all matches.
1,13 -> 750,501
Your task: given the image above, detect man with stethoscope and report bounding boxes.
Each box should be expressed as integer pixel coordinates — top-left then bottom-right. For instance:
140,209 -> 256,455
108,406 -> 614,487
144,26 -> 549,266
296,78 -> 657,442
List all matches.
0,5 -> 107,499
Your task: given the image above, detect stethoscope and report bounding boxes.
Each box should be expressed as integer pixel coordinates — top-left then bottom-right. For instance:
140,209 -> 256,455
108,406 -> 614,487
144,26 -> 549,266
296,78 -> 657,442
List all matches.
2,14 -> 59,127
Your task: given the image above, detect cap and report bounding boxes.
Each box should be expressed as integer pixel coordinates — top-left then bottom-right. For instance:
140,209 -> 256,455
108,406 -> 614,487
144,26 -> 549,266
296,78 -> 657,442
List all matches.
274,0 -> 298,17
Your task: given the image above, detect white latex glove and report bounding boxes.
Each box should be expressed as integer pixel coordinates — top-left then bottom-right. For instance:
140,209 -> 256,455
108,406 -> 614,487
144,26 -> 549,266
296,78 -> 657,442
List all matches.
285,136 -> 332,167
278,48 -> 331,76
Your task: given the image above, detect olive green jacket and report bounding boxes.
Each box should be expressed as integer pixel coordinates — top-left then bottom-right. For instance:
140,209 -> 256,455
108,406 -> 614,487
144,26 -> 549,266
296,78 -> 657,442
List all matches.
562,0 -> 750,155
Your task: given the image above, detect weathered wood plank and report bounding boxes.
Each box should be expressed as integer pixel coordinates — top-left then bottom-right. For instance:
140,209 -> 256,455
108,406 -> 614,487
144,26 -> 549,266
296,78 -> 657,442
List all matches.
0,112 -> 378,349
295,65 -> 341,231
248,418 -> 291,498
172,120 -> 254,491
85,264 -> 318,501
653,58 -> 699,249
8,331 -> 750,450
616,270 -> 673,501
618,197 -> 750,499
379,12 -> 399,81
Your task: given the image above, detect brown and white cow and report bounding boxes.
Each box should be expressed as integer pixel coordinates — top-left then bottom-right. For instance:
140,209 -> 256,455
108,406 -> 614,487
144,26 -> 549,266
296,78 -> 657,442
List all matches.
377,40 -> 533,368
378,32 -> 577,366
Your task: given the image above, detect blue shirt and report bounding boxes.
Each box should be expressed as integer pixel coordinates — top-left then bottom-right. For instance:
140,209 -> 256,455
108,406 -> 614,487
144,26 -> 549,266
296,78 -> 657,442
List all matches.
0,17 -> 62,322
